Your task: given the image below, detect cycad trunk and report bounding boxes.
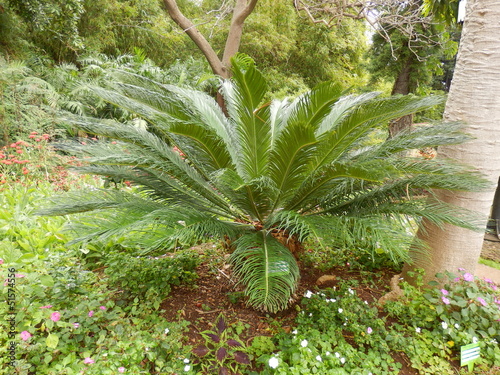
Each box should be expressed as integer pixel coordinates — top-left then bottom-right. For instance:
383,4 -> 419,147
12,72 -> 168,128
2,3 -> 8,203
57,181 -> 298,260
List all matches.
403,0 -> 500,282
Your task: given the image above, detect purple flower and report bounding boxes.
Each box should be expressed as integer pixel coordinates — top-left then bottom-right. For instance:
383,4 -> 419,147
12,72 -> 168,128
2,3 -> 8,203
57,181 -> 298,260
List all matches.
88,310 -> 94,317
20,331 -> 31,341
83,357 -> 94,364
442,297 -> 450,305
463,273 -> 474,282
367,327 -> 373,334
477,297 -> 487,306
440,289 -> 449,295
50,311 -> 61,322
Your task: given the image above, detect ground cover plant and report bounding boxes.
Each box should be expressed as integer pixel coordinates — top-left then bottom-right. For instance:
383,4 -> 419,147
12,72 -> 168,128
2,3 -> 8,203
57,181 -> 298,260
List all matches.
1,163 -> 499,373
39,55 -> 484,315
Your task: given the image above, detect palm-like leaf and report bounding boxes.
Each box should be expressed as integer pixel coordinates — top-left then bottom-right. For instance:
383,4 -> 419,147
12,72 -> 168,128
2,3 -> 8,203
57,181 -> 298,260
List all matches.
229,232 -> 300,313
44,55 -> 487,312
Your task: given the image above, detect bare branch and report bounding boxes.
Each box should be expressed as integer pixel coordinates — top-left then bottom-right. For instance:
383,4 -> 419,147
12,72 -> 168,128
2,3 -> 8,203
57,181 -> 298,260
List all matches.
162,0 -> 228,77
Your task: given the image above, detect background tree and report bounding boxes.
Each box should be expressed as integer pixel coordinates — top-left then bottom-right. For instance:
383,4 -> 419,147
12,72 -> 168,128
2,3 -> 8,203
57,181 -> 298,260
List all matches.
403,0 -> 500,281
367,1 -> 459,136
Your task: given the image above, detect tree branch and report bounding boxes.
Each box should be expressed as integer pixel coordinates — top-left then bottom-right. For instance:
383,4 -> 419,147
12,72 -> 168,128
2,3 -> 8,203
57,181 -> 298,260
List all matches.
222,0 -> 258,68
162,0 -> 228,78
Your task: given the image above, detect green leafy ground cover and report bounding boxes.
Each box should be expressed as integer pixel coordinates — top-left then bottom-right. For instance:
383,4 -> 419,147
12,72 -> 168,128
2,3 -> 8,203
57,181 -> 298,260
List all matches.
1,133 -> 499,374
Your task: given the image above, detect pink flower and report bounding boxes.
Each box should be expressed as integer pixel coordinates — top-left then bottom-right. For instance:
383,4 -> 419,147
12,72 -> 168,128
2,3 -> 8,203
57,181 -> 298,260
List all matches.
73,323 -> 80,328
440,289 -> 449,295
40,305 -> 53,309
118,367 -> 126,373
16,274 -> 25,278
442,297 -> 450,305
0,258 -> 3,264
463,273 -> 474,282
458,268 -> 465,271
88,310 -> 94,317
367,327 -> 373,334
484,278 -> 493,284
83,357 -> 94,364
477,297 -> 487,307
453,277 -> 460,282
20,331 -> 32,341
99,306 -> 106,311
50,312 -> 61,322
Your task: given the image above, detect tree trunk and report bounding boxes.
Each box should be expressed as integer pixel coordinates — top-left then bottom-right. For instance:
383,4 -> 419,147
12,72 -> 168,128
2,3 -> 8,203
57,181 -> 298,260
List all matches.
389,56 -> 414,137
403,0 -> 500,283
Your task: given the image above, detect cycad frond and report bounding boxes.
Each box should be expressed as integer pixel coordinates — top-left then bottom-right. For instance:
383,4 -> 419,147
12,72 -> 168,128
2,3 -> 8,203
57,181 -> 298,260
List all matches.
43,58 -> 487,313
229,232 -> 300,313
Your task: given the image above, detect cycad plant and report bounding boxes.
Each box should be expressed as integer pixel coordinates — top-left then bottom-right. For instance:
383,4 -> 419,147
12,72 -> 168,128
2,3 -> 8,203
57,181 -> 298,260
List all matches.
41,56 -> 484,313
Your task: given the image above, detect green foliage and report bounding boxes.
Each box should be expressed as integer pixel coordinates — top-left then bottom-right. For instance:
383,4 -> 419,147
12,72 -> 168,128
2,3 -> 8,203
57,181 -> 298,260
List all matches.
191,314 -> 251,374
6,0 -> 85,61
104,251 -> 199,304
256,289 -> 399,374
40,56 -> 486,313
384,270 -> 500,373
0,58 -> 62,144
0,182 -> 193,374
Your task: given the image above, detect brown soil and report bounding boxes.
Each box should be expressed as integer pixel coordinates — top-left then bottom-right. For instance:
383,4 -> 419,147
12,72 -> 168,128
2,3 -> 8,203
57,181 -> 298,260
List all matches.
160,249 -> 418,375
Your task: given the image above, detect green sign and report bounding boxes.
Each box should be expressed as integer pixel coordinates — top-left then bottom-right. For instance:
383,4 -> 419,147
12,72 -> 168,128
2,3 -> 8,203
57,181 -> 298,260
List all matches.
460,342 -> 481,372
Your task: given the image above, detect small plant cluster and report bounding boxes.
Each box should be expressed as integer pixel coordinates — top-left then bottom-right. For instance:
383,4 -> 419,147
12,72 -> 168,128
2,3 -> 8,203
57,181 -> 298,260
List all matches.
384,269 -> 500,373
104,251 -> 200,307
0,249 -> 192,374
191,314 -> 251,374
250,271 -> 500,375
0,132 -> 92,190
254,286 -> 398,375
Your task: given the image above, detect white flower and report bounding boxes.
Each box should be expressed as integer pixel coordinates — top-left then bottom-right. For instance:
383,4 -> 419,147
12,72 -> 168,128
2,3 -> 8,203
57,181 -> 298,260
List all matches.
269,357 -> 279,369
454,324 -> 460,329
164,328 -> 170,335
301,339 -> 308,347
348,289 -> 354,295
309,313 -> 313,317
292,329 -> 298,335
326,351 -> 331,356
335,352 -> 340,358
304,290 -> 313,298
415,327 -> 421,333
316,355 -> 322,362
338,308 -> 343,313
340,357 -> 346,364
184,365 -> 191,372
364,301 -> 369,305
441,322 -> 448,330
473,337 -> 478,343
183,359 -> 190,364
